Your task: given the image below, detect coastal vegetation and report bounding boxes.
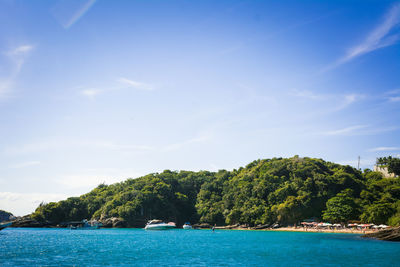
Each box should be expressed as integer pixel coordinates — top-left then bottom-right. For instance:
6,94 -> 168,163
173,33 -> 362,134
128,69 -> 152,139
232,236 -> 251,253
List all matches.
31,156 -> 400,227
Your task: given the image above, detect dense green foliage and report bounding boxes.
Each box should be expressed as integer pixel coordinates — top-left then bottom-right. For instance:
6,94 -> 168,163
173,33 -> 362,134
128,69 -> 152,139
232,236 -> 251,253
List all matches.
322,189 -> 358,223
31,157 -> 400,227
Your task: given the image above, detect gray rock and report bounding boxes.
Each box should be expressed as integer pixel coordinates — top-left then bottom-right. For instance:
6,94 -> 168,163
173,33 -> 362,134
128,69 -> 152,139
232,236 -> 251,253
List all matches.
0,210 -> 15,222
363,227 -> 400,242
99,217 -> 126,228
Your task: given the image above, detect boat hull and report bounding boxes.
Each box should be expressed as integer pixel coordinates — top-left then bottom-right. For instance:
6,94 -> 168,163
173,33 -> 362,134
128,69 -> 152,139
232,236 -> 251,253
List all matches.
70,226 -> 99,230
145,224 -> 175,230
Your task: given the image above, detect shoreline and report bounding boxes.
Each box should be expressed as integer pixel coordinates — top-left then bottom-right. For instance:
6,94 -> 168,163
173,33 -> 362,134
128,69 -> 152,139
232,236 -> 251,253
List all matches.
266,227 -> 370,234
7,226 -> 379,234
211,226 -> 374,234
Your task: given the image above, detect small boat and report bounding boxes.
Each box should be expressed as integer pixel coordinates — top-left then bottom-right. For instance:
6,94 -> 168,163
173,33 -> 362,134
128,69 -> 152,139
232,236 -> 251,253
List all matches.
183,222 -> 192,229
0,222 -> 12,231
144,220 -> 176,230
82,219 -> 102,229
68,219 -> 102,230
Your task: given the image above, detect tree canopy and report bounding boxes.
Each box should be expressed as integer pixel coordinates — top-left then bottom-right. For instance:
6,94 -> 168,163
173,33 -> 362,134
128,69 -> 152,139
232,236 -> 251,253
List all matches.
322,189 -> 358,223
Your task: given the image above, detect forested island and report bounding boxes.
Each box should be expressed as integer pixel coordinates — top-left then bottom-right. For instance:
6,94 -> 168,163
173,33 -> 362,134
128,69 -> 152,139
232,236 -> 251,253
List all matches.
28,156 -> 400,228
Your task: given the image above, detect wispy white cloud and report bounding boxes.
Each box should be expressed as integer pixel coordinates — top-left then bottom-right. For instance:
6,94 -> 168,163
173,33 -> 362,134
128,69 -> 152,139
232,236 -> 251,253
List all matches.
334,94 -> 364,111
385,88 -> 400,95
321,125 -> 368,136
117,77 -> 154,91
91,142 -> 154,152
319,124 -> 398,136
163,134 -> 212,152
290,89 -> 364,111
369,146 -> 400,152
79,77 -> 154,98
0,80 -> 13,98
388,96 -> 400,102
289,89 -> 324,100
325,3 -> 400,70
52,0 -> 97,29
0,44 -> 34,98
344,3 -> 400,61
3,139 -> 154,155
7,45 -> 34,58
3,134 -> 211,156
382,88 -> 400,102
222,11 -> 336,57
5,44 -> 34,73
80,88 -> 103,98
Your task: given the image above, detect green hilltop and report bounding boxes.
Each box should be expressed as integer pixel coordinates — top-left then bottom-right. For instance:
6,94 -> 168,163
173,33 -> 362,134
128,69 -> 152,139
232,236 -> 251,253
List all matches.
31,156 -> 400,227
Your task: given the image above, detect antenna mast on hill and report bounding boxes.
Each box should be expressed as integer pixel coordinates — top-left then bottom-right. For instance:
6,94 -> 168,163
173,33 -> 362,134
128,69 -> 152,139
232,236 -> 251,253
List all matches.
357,156 -> 360,170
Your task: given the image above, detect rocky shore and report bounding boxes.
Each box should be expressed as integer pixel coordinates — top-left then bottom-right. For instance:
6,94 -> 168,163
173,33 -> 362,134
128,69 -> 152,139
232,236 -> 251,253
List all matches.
8,216 -> 399,239
363,227 -> 400,241
0,210 -> 15,222
10,216 -> 130,228
11,217 -> 50,228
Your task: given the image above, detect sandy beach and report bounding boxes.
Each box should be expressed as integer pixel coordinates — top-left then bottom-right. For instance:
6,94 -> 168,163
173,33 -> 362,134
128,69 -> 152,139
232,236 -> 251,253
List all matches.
268,227 -> 374,234
211,225 -> 375,234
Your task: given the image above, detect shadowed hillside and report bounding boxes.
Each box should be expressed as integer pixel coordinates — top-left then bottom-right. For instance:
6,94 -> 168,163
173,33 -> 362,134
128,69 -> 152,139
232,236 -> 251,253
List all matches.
0,210 -> 14,222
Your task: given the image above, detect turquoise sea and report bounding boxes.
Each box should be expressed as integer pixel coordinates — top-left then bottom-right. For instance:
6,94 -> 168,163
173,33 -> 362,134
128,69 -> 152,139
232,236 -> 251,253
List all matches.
1,228 -> 400,266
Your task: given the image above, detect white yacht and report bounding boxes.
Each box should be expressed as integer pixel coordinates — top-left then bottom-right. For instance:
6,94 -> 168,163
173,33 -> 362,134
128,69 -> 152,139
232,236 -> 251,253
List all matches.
144,220 -> 176,230
183,222 -> 192,229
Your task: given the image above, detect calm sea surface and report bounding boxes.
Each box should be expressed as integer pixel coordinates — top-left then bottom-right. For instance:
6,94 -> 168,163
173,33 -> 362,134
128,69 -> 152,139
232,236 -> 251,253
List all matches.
1,228 -> 400,266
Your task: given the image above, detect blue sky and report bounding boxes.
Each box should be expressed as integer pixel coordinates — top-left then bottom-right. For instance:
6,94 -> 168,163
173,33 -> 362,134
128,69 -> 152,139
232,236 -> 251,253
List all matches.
1,0 -> 400,215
